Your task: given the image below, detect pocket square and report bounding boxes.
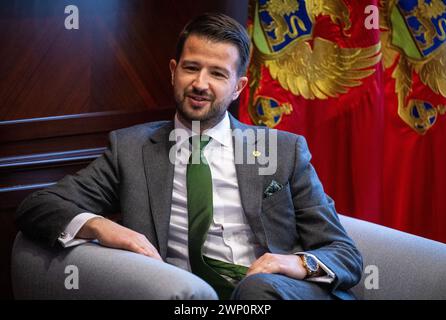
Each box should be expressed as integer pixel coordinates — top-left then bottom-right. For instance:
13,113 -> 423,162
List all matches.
263,180 -> 283,198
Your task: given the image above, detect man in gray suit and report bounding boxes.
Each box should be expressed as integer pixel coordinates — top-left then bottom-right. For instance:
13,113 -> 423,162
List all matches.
15,13 -> 362,300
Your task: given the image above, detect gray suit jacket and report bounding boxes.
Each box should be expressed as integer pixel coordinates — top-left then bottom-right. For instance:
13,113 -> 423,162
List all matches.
15,114 -> 362,299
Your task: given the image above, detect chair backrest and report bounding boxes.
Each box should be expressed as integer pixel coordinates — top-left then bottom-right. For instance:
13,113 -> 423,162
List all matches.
339,214 -> 446,300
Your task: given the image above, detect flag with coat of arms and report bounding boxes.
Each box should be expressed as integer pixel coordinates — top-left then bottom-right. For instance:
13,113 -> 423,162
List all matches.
238,0 -> 446,243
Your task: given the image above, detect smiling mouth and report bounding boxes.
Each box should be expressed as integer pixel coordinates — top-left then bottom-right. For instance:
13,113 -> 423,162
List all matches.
187,95 -> 211,107
188,94 -> 211,101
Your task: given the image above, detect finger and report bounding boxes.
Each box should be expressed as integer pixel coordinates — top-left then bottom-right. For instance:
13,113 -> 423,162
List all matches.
248,254 -> 267,271
127,241 -> 149,256
247,258 -> 278,276
134,242 -> 162,260
247,254 -> 270,275
128,241 -> 157,259
247,265 -> 271,276
247,263 -> 267,276
144,239 -> 161,256
140,237 -> 163,260
145,248 -> 162,260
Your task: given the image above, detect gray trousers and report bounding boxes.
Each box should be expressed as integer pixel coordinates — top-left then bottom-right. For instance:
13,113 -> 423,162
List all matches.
12,233 -> 334,300
12,233 -> 217,300
232,273 -> 336,300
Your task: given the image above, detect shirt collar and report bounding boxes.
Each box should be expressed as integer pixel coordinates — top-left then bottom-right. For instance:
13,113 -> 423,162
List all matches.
174,111 -> 232,148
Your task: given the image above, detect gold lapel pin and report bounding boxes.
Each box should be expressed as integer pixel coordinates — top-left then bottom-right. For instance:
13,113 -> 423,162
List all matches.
253,150 -> 261,157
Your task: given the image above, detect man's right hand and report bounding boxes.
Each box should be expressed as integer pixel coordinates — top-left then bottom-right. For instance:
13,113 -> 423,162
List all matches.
77,217 -> 162,261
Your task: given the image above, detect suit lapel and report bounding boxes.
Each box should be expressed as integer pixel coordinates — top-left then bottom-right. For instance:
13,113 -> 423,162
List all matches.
230,115 -> 268,248
142,116 -> 270,257
142,122 -> 175,260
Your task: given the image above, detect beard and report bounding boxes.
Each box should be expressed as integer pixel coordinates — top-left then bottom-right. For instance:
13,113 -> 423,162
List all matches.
174,88 -> 232,128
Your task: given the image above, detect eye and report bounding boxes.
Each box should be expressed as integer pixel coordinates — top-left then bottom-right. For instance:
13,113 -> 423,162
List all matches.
184,65 -> 198,72
212,71 -> 227,79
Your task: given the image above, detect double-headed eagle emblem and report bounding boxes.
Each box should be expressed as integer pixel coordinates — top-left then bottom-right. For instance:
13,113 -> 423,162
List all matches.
380,0 -> 446,134
248,0 -> 446,133
248,0 -> 382,127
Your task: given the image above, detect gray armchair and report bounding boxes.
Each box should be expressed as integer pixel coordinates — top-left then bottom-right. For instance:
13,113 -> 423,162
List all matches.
11,215 -> 446,299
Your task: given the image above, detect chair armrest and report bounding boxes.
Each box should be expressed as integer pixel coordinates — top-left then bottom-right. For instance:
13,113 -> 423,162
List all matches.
11,232 -> 214,299
339,214 -> 446,300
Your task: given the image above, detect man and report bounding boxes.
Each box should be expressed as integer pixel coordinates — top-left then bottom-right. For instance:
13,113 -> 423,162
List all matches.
15,13 -> 362,300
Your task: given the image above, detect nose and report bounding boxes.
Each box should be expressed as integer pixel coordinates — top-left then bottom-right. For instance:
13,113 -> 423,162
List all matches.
192,70 -> 209,92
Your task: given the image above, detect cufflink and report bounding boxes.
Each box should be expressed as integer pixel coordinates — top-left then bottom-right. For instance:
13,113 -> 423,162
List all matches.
60,232 -> 67,239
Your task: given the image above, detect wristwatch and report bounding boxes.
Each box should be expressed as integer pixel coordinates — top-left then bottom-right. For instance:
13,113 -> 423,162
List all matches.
301,254 -> 320,278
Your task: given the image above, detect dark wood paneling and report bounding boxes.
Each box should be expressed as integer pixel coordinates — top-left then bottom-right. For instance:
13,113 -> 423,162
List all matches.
0,110 -> 174,144
0,109 -> 175,206
0,0 -> 248,121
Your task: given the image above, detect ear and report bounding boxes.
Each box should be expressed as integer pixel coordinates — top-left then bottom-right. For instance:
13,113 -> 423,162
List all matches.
232,76 -> 248,100
169,59 -> 177,86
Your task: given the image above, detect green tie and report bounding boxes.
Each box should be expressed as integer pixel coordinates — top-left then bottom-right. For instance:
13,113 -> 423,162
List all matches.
186,135 -> 244,299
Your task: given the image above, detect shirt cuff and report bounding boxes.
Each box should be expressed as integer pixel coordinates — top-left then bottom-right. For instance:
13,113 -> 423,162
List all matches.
295,252 -> 336,284
58,212 -> 102,248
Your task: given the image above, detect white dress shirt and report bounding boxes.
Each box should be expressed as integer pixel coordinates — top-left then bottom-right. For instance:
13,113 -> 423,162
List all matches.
60,111 -> 334,283
166,112 -> 267,270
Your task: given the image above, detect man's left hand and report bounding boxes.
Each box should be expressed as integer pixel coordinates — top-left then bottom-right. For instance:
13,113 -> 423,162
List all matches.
246,253 -> 307,279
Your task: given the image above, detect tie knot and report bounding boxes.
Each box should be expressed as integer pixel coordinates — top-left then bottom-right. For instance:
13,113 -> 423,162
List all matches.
189,135 -> 211,165
190,135 -> 211,152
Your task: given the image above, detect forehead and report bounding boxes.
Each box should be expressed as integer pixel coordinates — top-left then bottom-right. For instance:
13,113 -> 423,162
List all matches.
180,35 -> 240,73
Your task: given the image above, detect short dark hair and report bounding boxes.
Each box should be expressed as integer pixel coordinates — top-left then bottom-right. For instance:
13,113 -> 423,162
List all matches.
175,12 -> 251,77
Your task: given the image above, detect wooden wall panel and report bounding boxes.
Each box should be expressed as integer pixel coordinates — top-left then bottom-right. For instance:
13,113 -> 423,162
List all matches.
0,0 -> 248,120
0,0 -> 248,300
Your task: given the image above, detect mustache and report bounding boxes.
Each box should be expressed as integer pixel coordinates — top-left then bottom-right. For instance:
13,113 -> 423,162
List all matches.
185,89 -> 214,101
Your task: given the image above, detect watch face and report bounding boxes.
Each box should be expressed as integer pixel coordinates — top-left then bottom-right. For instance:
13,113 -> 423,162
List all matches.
305,255 -> 319,272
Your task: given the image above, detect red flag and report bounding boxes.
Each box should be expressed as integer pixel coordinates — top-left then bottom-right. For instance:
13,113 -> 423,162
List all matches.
380,0 -> 446,242
239,0 -> 446,243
